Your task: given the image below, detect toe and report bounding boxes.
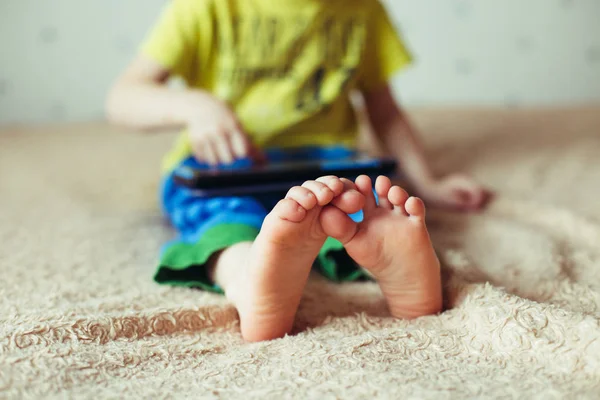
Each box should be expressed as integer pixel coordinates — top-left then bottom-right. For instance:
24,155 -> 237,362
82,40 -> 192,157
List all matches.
388,186 -> 410,216
285,186 -> 318,210
355,175 -> 376,215
301,180 -> 335,206
320,206 -> 359,244
375,176 -> 393,210
315,176 -> 345,197
272,198 -> 307,223
405,196 -> 426,219
331,189 -> 365,214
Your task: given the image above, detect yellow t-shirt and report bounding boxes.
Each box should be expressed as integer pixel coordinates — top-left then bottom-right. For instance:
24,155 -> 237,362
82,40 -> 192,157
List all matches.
141,0 -> 412,173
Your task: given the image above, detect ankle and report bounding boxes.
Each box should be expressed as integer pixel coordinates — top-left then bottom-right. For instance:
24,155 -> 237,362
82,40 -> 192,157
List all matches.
210,242 -> 254,291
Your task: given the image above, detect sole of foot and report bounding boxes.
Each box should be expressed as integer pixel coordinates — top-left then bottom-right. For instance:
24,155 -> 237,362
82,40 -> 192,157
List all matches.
226,176 -> 364,342
320,175 -> 443,319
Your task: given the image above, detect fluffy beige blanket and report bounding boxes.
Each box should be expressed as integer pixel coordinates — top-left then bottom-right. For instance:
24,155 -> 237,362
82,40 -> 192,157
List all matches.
1,108 -> 599,398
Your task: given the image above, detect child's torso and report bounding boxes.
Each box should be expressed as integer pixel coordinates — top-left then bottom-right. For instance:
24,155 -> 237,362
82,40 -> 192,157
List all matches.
162,0 -> 382,173
200,0 -> 374,140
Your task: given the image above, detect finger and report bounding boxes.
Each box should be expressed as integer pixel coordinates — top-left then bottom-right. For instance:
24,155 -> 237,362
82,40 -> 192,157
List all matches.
231,129 -> 267,164
190,138 -> 211,166
215,134 -> 235,165
465,188 -> 493,211
190,142 -> 205,165
230,129 -> 250,159
454,180 -> 486,210
203,141 -> 218,167
469,188 -> 485,208
453,175 -> 483,198
445,190 -> 471,212
441,175 -> 481,210
452,187 -> 472,203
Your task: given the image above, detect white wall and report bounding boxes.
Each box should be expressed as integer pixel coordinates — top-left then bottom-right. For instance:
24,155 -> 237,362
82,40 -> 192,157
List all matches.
389,0 -> 600,107
1,0 -> 599,125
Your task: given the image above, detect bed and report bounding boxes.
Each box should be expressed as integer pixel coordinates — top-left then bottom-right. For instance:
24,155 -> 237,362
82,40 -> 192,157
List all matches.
1,107 -> 599,398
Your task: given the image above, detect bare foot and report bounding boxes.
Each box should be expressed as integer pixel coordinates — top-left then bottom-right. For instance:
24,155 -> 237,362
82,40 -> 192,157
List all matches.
320,175 -> 443,319
223,176 -> 364,342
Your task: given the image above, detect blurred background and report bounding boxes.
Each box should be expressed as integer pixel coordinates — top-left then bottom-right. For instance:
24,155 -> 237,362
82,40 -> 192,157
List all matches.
1,0 -> 599,126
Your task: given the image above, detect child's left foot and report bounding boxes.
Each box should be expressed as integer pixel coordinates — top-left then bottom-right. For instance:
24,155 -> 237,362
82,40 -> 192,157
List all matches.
320,176 -> 443,319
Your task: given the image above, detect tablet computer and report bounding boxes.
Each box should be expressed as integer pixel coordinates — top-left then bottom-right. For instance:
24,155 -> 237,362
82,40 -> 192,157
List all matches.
173,154 -> 397,197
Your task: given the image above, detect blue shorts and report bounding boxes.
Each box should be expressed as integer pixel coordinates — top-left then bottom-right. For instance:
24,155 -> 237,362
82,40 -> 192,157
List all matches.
154,147 -> 369,293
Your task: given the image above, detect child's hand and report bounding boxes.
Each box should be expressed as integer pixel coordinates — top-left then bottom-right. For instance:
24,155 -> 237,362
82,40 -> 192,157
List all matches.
187,92 -> 265,166
417,174 -> 492,212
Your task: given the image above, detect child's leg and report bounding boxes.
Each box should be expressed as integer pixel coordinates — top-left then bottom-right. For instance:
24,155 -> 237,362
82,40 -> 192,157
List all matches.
158,161 -> 365,342
208,177 -> 364,342
320,176 -> 443,319
156,163 -> 267,293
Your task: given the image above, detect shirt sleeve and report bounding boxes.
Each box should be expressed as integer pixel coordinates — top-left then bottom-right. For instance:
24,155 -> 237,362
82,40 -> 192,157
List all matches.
140,0 -> 211,83
359,1 -> 413,93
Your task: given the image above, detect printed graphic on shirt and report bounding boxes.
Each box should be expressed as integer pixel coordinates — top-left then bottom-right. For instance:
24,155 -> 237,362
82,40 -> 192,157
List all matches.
216,14 -> 366,115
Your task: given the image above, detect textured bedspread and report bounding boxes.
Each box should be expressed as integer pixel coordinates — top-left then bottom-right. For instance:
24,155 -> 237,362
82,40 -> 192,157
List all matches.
1,108 -> 599,399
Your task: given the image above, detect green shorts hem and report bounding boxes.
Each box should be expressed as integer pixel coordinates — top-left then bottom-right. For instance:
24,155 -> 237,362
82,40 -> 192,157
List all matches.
154,223 -> 260,294
155,226 -> 369,294
316,237 -> 370,282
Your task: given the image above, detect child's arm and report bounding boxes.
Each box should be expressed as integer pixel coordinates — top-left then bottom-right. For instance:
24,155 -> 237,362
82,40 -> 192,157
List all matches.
363,85 -> 491,211
106,55 -> 202,130
106,55 -> 262,165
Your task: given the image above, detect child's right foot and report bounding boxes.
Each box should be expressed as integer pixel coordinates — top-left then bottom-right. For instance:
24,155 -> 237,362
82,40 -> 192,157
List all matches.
225,176 -> 364,342
320,176 -> 443,319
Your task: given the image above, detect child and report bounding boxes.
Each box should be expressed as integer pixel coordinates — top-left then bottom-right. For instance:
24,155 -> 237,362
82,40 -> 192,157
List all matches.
106,0 -> 489,342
